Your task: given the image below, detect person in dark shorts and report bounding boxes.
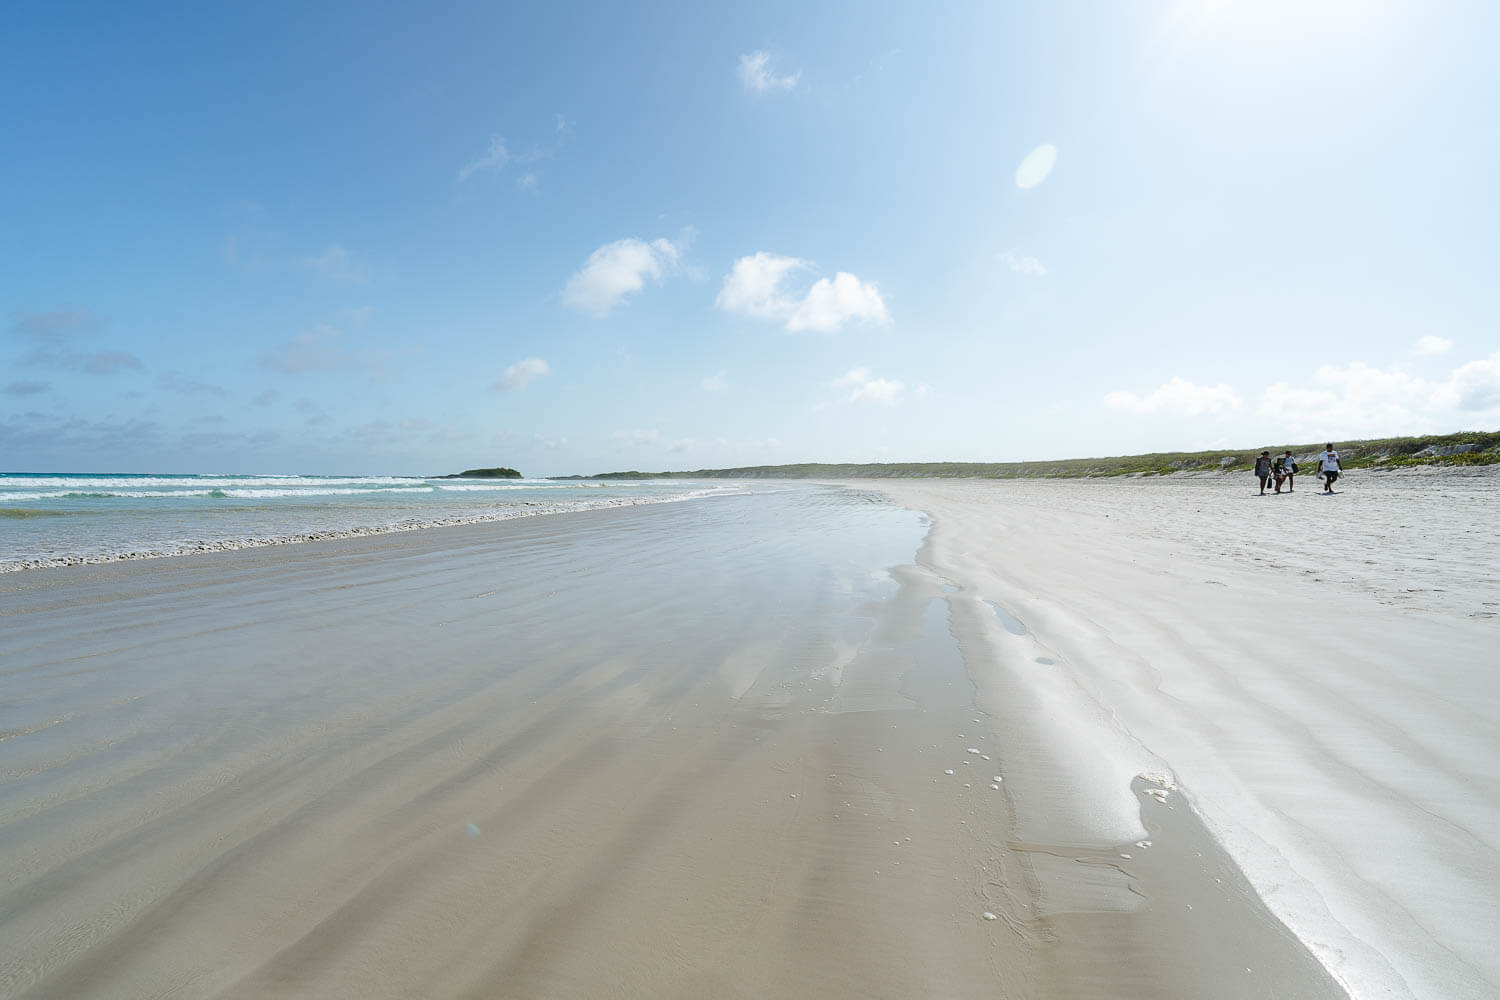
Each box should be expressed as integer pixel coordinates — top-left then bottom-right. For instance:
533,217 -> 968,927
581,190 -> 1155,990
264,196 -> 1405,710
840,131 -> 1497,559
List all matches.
1255,451 -> 1273,495
1317,443 -> 1341,492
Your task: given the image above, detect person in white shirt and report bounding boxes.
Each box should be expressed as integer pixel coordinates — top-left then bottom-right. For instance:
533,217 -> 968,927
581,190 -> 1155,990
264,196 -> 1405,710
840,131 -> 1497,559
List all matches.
1281,450 -> 1298,492
1317,443 -> 1341,493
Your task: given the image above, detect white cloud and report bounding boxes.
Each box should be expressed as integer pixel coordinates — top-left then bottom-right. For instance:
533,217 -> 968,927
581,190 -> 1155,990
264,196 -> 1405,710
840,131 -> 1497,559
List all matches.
563,234 -> 687,316
554,113 -> 572,144
1258,353 -> 1500,437
739,51 -> 800,94
669,437 -> 696,453
1414,335 -> 1453,356
495,357 -> 550,391
610,428 -> 660,446
788,273 -> 890,333
1015,143 -> 1058,190
298,244 -> 367,284
716,252 -> 808,319
458,134 -> 509,181
701,370 -> 729,391
517,172 -> 539,192
832,366 -> 905,405
998,249 -> 1048,277
1105,377 -> 1242,416
716,252 -> 890,332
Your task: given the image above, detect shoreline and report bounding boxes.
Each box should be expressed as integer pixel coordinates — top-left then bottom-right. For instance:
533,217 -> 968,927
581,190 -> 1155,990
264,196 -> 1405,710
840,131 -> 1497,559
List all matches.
0,484 -> 742,574
8,464 -> 1490,577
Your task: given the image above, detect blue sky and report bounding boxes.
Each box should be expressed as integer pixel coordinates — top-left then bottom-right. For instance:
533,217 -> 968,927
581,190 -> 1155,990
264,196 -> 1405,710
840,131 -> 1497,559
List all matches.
3,0 -> 1497,475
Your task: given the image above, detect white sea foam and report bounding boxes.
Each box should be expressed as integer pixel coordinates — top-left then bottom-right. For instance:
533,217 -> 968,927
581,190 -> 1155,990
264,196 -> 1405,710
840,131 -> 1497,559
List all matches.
0,483 -> 750,572
219,487 -> 437,498
0,487 -> 440,500
432,479 -> 588,488
2,475 -> 422,490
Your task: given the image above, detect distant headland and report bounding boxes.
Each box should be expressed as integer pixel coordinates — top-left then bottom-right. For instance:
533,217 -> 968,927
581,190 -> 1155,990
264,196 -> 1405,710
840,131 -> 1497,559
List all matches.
550,430 -> 1500,481
435,467 -> 522,479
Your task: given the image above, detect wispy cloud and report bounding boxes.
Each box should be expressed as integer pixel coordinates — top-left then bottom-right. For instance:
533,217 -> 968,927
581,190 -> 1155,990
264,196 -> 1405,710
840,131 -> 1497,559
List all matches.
998,249 -> 1048,277
157,372 -> 231,397
262,323 -> 384,377
1414,335 -> 1453,357
10,308 -> 97,339
10,307 -> 144,374
717,253 -> 889,332
1104,377 -> 1242,415
55,350 -> 143,374
264,324 -> 343,373
458,134 -> 510,181
3,380 -> 49,396
495,357 -> 550,391
295,396 -> 332,425
739,51 -> 800,94
251,388 -> 280,406
700,370 -> 729,391
832,367 -> 904,404
298,244 -> 367,284
0,413 -> 288,462
462,118 -> 572,191
563,232 -> 690,316
610,428 -> 660,446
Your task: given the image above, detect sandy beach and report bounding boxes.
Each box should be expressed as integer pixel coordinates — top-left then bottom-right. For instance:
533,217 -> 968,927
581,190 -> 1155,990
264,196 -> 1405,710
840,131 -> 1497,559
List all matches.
870,470 -> 1500,999
1,475 -> 1492,998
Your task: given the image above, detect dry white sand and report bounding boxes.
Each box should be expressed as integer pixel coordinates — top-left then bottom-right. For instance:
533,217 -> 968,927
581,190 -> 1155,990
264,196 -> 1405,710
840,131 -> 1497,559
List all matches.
868,469 -> 1500,1000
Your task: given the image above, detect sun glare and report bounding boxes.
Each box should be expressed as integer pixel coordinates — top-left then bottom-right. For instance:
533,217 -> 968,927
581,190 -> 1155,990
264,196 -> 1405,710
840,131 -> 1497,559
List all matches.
1014,143 -> 1058,190
1170,0 -> 1384,43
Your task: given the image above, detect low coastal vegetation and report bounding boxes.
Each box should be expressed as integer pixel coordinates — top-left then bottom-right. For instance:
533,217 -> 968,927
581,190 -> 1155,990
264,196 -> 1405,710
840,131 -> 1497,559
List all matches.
437,467 -> 522,479
555,431 -> 1500,481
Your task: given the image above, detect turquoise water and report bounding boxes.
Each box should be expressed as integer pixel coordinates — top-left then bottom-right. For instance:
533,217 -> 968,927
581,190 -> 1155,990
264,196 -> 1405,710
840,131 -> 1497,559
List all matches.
0,473 -> 746,570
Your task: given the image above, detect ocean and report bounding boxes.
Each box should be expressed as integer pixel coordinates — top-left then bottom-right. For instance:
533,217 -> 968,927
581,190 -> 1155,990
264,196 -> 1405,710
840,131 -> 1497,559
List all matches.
0,473 -> 746,571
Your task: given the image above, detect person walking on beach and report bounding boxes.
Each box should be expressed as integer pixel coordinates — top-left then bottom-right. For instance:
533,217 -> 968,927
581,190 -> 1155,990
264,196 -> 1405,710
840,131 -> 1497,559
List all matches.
1255,451 -> 1274,495
1282,450 -> 1298,492
1317,443 -> 1342,493
1272,453 -> 1289,494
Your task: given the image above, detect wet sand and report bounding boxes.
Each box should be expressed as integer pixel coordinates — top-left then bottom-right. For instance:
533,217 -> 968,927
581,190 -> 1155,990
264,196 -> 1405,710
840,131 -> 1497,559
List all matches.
1,484 -> 1344,998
